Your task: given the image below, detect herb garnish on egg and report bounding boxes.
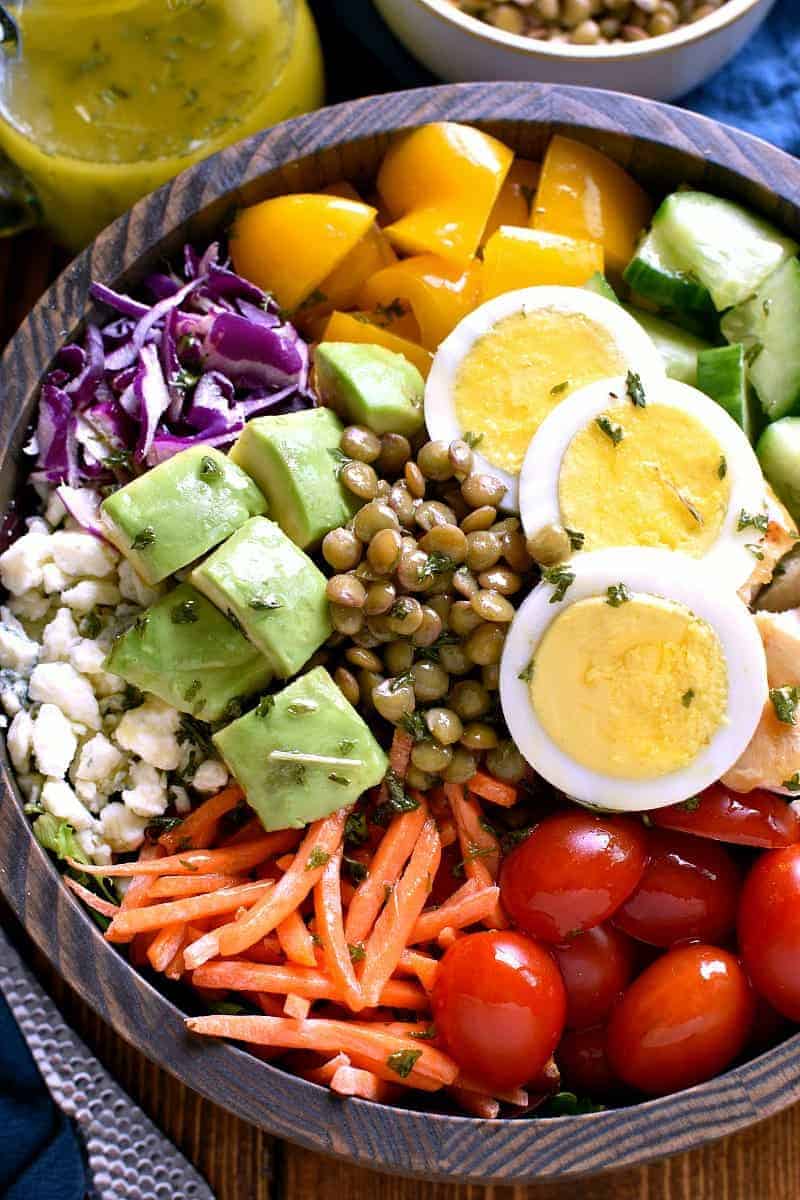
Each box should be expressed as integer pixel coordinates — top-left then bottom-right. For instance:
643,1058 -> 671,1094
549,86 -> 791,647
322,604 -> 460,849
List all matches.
596,415 -> 624,446
770,686 -> 800,725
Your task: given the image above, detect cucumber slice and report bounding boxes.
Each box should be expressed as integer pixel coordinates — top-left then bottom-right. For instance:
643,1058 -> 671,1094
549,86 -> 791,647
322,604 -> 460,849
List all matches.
654,192 -> 797,312
624,305 -> 711,386
756,418 -> 800,523
623,223 -> 718,335
583,272 -> 619,304
721,257 -> 800,421
697,344 -> 761,443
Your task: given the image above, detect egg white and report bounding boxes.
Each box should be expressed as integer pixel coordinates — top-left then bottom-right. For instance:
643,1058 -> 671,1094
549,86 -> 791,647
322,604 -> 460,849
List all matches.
518,376 -> 768,591
424,286 -> 665,511
500,547 -> 768,812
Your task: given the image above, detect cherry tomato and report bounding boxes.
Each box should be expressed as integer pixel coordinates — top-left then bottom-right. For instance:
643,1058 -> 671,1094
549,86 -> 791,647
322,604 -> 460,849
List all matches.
431,930 -> 566,1091
557,1025 -> 621,1098
652,783 -> 800,849
738,844 -> 800,1021
499,812 -> 648,943
606,944 -> 754,1096
613,829 -> 740,948
552,924 -> 636,1029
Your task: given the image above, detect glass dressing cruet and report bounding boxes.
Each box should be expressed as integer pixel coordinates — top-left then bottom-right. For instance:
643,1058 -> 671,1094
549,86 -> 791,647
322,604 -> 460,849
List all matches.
0,0 -> 324,249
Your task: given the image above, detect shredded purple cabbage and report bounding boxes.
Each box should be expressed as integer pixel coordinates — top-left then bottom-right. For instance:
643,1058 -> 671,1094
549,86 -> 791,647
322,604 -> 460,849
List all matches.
30,243 -> 314,492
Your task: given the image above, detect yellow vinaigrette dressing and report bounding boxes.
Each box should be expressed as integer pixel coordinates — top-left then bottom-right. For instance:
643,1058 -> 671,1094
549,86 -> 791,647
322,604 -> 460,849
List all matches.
0,0 -> 323,248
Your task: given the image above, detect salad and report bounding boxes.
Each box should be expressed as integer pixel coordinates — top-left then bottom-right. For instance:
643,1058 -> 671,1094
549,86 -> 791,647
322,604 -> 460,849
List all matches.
5,120 -> 800,1117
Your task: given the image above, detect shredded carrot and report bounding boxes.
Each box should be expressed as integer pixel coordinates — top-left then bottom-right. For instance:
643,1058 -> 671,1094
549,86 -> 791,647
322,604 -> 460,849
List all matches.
63,875 -> 120,918
344,802 -> 428,945
188,809 -> 348,967
437,819 -> 458,848
185,1015 -> 458,1090
389,728 -> 414,778
147,922 -> 187,973
396,949 -> 438,993
284,994 -> 312,1020
164,927 -> 193,981
255,992 -> 286,1017
286,1051 -> 350,1085
445,783 -> 507,929
120,842 -> 163,911
410,883 -> 500,944
148,873 -> 245,899
467,770 -> 518,808
456,1074 -> 529,1107
190,961 -> 428,1010
314,847 -> 362,1012
129,931 -> 155,967
159,785 -> 244,852
276,910 -> 317,968
447,1087 -> 500,1119
359,817 -> 442,1008
275,854 -> 295,872
105,879 -> 274,942
219,816 -> 266,847
70,831 -> 296,879
437,927 -> 459,949
330,1064 -> 398,1102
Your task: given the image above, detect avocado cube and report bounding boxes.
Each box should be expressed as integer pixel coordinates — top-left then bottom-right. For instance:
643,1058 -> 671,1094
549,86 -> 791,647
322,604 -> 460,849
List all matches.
190,516 -> 331,678
106,583 -> 272,721
213,666 -> 388,830
100,447 -> 267,585
314,342 -> 425,436
230,408 -> 358,549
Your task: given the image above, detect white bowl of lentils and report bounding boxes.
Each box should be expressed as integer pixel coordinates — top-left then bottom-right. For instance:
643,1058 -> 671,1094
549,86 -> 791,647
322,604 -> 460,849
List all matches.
372,0 -> 776,100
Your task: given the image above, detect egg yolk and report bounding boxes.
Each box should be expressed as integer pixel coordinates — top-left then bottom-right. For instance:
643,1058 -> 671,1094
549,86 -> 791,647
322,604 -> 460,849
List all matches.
559,401 -> 731,555
453,308 -> 625,475
530,594 -> 728,780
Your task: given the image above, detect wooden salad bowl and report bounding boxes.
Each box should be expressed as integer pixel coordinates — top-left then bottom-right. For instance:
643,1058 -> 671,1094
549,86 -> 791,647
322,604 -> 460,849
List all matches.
2,83 -> 800,1184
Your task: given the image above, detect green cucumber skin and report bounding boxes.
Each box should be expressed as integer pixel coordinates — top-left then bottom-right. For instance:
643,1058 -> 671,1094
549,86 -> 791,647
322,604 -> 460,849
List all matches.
625,305 -> 710,386
697,344 -> 749,434
654,192 -> 798,313
757,418 -> 800,523
583,273 -> 619,304
721,257 -> 800,422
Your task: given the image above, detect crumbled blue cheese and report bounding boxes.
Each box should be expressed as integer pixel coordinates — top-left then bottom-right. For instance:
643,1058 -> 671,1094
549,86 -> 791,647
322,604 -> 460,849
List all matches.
29,662 -> 101,730
192,759 -> 229,794
122,760 -> 168,818
0,512 -> 230,865
31,703 -> 77,778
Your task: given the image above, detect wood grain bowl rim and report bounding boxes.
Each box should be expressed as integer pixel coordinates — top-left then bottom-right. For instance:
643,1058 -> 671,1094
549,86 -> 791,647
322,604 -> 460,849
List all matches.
2,83 -> 800,1184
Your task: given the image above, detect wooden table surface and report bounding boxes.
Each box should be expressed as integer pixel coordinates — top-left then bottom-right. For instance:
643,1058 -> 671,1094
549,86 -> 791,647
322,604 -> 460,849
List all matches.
3,233 -> 800,1200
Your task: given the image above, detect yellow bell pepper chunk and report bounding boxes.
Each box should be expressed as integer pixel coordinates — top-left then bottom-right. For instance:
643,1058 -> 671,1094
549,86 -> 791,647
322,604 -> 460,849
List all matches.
318,224 -> 397,313
359,254 -> 481,351
377,122 -> 514,264
532,135 -> 653,277
230,194 -> 377,312
321,311 -> 432,378
482,226 -> 604,301
483,158 -> 541,242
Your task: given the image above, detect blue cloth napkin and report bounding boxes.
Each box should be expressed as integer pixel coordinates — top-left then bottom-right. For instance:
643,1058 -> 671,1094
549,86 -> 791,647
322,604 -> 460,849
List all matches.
315,0 -> 800,155
0,990 -> 86,1200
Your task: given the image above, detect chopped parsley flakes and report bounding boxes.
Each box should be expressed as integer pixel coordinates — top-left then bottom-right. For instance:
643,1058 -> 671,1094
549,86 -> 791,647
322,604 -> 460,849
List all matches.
770,686 -> 800,725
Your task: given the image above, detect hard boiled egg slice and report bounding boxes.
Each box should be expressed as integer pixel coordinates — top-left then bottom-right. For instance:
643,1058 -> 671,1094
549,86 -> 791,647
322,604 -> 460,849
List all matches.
519,376 -> 767,591
424,286 -> 664,510
500,547 -> 767,811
